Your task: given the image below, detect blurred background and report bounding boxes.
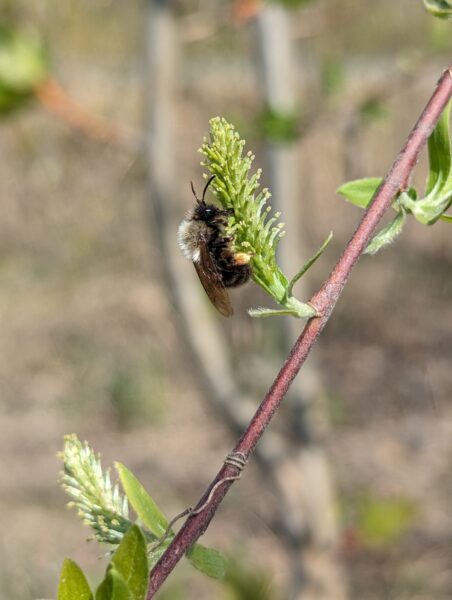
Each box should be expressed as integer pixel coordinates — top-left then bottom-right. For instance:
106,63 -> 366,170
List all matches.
0,0 -> 451,598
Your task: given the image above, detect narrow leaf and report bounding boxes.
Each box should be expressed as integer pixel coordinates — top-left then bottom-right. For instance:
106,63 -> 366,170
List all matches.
58,559 -> 93,600
337,177 -> 383,208
364,211 -> 406,255
286,232 -> 333,298
95,567 -> 132,600
186,543 -> 227,579
248,307 -> 301,318
440,213 -> 452,222
426,100 -> 451,195
111,525 -> 148,600
116,462 -> 168,538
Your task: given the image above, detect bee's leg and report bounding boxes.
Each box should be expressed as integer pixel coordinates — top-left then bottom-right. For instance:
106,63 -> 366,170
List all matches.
210,236 -> 231,249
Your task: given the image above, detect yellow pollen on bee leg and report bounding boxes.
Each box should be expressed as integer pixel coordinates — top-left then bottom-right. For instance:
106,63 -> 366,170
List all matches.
234,252 -> 252,265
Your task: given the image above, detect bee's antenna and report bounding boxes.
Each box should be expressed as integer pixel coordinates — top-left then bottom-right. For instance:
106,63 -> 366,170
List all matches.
202,175 -> 216,203
191,175 -> 215,205
190,180 -> 200,203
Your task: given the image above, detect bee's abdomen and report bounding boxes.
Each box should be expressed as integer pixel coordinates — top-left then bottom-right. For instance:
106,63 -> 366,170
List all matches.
206,223 -> 252,288
220,263 -> 252,288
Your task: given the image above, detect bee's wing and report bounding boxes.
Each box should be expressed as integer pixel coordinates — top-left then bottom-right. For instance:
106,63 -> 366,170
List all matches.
194,241 -> 233,317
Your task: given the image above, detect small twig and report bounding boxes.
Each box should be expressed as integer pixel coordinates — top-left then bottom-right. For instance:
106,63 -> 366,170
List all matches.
146,67 -> 452,598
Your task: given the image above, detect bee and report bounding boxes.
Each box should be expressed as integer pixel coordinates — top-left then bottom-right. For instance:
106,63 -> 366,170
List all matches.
177,176 -> 252,317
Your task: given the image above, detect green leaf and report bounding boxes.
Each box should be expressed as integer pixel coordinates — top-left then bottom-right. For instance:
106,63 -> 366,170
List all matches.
116,462 -> 168,538
258,106 -> 299,143
424,0 -> 452,19
111,525 -> 148,600
364,210 -> 407,255
426,100 -> 451,195
95,567 -> 132,600
186,543 -> 227,580
337,177 -> 383,208
286,232 -> 333,299
440,213 -> 452,222
58,559 -> 93,600
248,300 -> 316,319
248,307 -> 300,318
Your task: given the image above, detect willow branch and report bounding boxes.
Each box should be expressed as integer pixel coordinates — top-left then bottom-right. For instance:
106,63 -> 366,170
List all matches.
146,66 -> 452,598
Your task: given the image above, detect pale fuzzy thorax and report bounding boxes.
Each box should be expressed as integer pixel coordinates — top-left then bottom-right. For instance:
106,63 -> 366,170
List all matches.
177,213 -> 209,263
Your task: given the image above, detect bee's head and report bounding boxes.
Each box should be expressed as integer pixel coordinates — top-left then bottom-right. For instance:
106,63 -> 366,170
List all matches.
191,175 -> 224,223
193,202 -> 221,223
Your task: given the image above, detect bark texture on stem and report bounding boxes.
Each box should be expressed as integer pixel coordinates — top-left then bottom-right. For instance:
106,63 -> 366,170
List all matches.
147,67 -> 452,598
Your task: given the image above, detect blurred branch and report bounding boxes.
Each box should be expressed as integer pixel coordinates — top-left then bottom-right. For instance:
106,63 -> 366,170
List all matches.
255,5 -> 345,598
145,0 -> 329,565
291,0 -> 367,40
36,78 -> 143,151
146,66 -> 452,597
179,0 -> 364,42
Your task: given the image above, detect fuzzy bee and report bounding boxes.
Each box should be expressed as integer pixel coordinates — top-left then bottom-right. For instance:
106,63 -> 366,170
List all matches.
177,176 -> 252,317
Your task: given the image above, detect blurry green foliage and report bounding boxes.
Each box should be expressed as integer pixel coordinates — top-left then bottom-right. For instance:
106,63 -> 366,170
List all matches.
258,106 -> 299,143
0,24 -> 48,115
266,0 -> 315,9
359,97 -> 388,124
223,559 -> 278,600
392,565 -> 432,597
428,18 -> 452,50
354,495 -> 418,548
325,393 -> 348,427
152,581 -> 186,600
109,356 -> 166,429
321,57 -> 345,97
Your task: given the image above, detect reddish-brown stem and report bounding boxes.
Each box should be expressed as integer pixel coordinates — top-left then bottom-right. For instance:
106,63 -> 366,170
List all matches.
147,67 -> 452,598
